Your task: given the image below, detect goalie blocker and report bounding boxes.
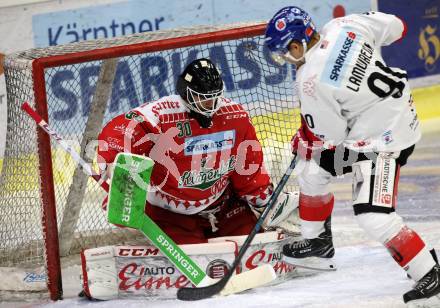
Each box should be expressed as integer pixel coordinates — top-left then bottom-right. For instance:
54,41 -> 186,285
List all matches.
81,231 -> 301,300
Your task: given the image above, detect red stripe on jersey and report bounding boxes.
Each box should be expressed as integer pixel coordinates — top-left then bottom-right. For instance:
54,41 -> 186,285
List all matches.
397,17 -> 408,42
385,226 -> 425,267
299,193 -> 334,222
393,165 -> 401,208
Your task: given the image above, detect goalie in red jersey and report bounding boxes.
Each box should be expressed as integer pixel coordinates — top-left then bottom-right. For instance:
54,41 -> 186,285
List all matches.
97,58 -> 299,245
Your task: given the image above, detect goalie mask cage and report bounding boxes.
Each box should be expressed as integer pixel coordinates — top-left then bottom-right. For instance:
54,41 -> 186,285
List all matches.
0,22 -> 299,300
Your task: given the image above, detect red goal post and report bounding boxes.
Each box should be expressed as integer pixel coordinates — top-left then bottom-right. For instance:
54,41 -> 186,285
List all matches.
0,22 -> 299,300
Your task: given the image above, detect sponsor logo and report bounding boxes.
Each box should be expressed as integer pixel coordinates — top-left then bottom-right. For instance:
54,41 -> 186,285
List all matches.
373,155 -> 394,207
320,40 -> 329,49
118,263 -> 191,291
302,74 -> 317,100
381,159 -> 391,193
352,140 -> 371,148
178,156 -> 236,191
113,124 -> 135,135
90,251 -> 112,257
151,100 -> 180,115
225,205 -> 246,218
381,194 -> 392,204
125,110 -> 144,122
346,42 -> 374,92
121,160 -> 141,223
108,141 -> 124,151
275,18 -> 286,31
118,247 -> 160,257
245,249 -> 295,274
322,30 -> 359,87
156,234 -> 200,279
184,130 -> 235,155
330,32 -> 356,81
417,22 -> 440,72
225,113 -> 247,120
382,130 -> 393,145
23,272 -> 47,283
206,259 -> 230,279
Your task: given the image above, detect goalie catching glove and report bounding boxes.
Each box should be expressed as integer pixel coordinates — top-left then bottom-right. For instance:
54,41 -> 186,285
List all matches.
251,191 -> 300,235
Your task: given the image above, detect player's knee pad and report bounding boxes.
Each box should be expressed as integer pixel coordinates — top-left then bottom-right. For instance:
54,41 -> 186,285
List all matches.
355,212 -> 404,243
351,153 -> 400,215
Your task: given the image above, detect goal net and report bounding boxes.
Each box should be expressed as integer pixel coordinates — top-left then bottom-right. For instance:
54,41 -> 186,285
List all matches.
0,22 -> 300,300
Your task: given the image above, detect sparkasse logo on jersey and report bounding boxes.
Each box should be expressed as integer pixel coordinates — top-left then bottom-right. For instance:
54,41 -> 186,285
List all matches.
322,29 -> 360,87
184,130 -> 235,155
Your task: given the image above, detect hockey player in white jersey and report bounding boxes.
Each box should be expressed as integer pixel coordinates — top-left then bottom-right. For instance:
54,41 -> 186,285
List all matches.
265,7 -> 439,305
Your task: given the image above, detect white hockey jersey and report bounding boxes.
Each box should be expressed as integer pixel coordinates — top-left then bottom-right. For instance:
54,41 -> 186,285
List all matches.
296,12 -> 421,152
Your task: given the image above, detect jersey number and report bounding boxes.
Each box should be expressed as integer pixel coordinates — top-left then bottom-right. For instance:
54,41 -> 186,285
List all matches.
304,114 -> 315,128
367,60 -> 407,99
176,121 -> 192,137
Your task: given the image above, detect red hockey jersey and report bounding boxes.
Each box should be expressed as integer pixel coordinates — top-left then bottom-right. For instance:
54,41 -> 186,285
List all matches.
97,95 -> 272,215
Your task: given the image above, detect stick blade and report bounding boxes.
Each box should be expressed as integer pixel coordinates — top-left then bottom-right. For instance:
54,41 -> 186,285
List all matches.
220,264 -> 276,296
177,264 -> 276,301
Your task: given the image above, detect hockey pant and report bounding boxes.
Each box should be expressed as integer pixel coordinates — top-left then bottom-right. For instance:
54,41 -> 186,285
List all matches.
296,145 -> 436,281
145,193 -> 258,245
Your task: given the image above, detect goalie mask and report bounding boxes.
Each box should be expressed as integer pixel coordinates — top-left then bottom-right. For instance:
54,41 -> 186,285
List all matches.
176,58 -> 224,126
265,6 -> 316,65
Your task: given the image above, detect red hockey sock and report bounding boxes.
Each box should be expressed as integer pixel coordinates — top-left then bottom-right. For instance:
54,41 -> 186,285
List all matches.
299,193 -> 334,222
299,193 -> 334,238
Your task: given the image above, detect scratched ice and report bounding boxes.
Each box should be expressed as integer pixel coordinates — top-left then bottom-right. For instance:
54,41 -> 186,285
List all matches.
5,133 -> 440,308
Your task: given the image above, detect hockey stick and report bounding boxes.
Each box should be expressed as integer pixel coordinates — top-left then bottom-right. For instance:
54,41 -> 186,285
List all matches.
21,102 -> 109,192
177,155 -> 297,300
22,102 -> 276,295
107,153 -> 276,291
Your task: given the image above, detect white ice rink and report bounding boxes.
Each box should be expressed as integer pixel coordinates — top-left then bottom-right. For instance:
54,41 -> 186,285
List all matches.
15,130 -> 437,308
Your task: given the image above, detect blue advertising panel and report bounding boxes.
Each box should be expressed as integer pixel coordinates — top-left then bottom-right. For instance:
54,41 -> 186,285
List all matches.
32,0 -> 371,48
31,0 -> 372,133
378,0 -> 440,78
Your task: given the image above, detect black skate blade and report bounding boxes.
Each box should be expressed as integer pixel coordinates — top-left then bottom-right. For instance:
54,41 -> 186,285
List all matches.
283,255 -> 337,271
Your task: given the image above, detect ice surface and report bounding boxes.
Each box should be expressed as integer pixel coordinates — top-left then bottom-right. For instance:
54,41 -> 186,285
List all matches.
3,133 -> 440,308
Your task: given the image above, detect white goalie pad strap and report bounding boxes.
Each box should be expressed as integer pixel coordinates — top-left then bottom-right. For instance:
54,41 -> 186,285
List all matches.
352,154 -> 397,215
81,246 -> 118,300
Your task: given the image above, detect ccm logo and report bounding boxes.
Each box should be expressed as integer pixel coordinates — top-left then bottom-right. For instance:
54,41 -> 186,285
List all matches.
226,113 -> 247,120
118,247 -> 160,257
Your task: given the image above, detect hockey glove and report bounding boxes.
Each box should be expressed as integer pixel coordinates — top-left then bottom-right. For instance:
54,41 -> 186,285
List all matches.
291,117 -> 325,161
251,191 -> 300,235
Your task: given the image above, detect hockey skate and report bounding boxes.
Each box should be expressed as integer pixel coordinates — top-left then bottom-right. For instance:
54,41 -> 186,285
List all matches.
282,217 -> 336,271
403,263 -> 440,307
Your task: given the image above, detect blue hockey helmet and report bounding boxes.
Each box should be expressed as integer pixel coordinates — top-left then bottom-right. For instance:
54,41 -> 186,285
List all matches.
265,6 -> 316,64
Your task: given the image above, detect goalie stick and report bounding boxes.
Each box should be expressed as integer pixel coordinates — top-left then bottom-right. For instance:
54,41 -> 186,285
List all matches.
177,155 -> 297,301
21,102 -> 109,191
21,102 -> 276,297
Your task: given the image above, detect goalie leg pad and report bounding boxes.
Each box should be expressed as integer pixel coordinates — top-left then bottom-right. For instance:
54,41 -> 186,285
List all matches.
81,246 -> 118,300
262,191 -> 300,234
